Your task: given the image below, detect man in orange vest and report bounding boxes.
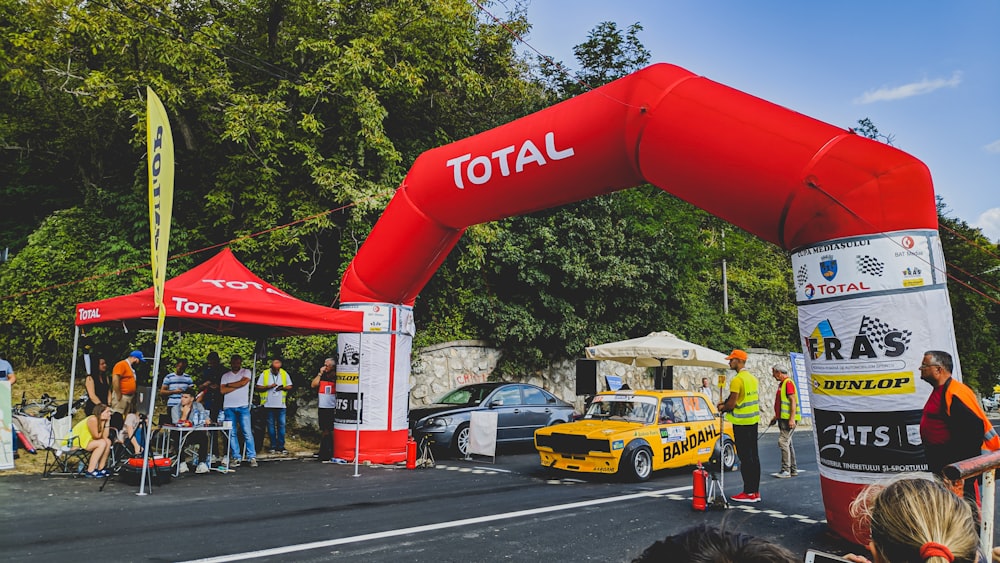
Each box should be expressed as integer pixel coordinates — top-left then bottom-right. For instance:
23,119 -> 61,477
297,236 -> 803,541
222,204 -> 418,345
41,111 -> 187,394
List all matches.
919,349 -> 1000,502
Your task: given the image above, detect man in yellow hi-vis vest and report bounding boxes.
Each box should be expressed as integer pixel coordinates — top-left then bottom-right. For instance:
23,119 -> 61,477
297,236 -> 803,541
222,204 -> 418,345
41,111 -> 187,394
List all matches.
769,365 -> 800,479
717,349 -> 761,503
255,358 -> 293,455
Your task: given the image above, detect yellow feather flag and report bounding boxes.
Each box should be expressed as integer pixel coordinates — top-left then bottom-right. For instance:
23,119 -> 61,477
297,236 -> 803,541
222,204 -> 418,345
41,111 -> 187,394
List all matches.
146,87 -> 174,312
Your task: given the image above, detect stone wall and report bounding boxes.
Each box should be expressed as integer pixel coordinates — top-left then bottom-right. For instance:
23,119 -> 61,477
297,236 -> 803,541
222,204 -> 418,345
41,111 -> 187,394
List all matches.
290,341 -> 809,430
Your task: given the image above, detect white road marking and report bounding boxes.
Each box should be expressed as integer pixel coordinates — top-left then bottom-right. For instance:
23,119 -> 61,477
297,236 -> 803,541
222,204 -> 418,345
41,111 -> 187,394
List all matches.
475,466 -> 511,473
178,485 -> 694,563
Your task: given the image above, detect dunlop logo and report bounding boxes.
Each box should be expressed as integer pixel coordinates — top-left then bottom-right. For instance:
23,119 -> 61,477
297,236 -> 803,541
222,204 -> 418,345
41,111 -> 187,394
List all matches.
336,373 -> 360,384
811,372 -> 915,396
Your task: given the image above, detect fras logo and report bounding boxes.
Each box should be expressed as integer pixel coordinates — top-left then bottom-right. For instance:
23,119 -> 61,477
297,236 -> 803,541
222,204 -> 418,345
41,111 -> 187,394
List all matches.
805,316 -> 911,361
446,131 -> 574,189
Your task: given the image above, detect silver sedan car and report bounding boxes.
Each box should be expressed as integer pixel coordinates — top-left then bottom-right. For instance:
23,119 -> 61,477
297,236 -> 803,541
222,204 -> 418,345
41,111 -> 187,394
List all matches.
410,382 -> 576,457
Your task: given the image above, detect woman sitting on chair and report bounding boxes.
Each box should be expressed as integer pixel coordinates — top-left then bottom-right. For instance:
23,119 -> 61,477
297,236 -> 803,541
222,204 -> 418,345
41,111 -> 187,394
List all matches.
69,403 -> 113,478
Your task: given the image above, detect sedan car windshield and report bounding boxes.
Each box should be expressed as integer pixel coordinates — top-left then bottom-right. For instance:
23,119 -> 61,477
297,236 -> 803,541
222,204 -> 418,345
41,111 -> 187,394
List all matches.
585,395 -> 656,424
436,384 -> 497,406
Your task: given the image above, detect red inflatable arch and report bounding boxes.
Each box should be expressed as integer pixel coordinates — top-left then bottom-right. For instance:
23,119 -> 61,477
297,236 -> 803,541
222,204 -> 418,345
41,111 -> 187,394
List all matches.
336,63 -> 947,543
341,63 -> 935,303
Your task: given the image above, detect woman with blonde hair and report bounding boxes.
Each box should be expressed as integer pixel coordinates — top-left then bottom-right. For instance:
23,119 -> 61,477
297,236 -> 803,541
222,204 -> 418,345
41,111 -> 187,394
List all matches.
845,474 -> 982,563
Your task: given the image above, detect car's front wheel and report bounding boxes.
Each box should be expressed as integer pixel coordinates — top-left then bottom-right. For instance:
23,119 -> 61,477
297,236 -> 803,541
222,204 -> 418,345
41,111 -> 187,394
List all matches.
452,423 -> 470,458
620,442 -> 653,482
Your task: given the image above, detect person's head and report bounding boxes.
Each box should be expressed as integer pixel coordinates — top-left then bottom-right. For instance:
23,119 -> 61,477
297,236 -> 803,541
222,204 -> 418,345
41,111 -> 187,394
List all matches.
701,377 -> 709,387
324,357 -> 335,371
207,351 -> 220,366
174,359 -> 188,374
771,365 -> 789,382
851,474 -> 979,563
270,359 -> 282,372
94,356 -> 108,374
180,389 -> 195,406
127,350 -> 145,365
230,354 -> 242,370
93,403 -> 111,422
919,351 -> 954,386
725,349 -> 748,370
631,523 -> 797,563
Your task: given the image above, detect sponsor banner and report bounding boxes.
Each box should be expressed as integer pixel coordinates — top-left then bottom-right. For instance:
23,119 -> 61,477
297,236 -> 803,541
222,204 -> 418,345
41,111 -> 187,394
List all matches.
813,408 -> 927,480
334,331 -> 362,425
146,87 -> 174,311
789,352 -> 812,417
1,381 -> 12,470
811,372 -> 915,397
797,233 -> 959,483
798,288 -> 958,412
335,303 -> 414,432
605,375 -> 623,391
363,304 -> 392,332
791,230 -> 946,304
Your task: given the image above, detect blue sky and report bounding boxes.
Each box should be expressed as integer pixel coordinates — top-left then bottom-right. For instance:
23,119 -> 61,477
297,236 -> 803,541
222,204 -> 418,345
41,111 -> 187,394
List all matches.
505,1 -> 1000,242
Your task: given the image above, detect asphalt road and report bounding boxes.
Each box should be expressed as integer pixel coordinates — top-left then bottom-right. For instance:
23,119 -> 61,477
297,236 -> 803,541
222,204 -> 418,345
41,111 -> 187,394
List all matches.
0,430 -> 994,562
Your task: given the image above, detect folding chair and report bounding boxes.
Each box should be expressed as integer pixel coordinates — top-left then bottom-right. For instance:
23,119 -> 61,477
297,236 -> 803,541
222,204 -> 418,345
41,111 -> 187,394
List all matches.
42,435 -> 91,477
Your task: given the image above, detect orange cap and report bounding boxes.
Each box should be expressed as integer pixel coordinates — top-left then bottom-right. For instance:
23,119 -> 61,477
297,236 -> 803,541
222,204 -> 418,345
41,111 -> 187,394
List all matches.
725,349 -> 748,361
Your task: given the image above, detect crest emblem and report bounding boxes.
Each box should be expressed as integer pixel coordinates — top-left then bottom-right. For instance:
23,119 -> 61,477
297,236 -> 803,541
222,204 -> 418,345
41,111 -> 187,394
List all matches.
820,255 -> 837,281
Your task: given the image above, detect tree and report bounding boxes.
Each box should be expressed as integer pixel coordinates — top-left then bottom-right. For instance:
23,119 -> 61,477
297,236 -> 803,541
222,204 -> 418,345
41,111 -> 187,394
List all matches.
0,0 -> 537,365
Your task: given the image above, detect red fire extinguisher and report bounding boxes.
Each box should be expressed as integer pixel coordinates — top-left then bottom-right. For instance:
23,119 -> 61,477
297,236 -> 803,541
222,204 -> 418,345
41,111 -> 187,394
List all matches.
692,463 -> 708,511
406,436 -> 417,470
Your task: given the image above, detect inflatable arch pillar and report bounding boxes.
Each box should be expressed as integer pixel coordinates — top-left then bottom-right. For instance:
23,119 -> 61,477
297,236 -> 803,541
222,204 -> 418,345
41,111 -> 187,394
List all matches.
336,63 -> 951,543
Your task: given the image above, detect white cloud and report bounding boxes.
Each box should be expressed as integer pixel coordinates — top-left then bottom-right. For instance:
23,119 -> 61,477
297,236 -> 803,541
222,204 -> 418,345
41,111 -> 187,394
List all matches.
854,71 -> 962,104
985,139 -> 1000,154
974,208 -> 1000,242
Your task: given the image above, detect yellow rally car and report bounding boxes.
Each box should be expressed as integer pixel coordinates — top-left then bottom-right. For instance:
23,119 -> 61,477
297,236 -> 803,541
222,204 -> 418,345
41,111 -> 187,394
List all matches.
534,390 -> 736,481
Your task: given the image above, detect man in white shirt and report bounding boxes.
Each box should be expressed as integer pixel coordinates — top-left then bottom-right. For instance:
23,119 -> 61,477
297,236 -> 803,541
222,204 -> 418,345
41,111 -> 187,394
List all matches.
255,358 -> 293,455
220,354 -> 257,467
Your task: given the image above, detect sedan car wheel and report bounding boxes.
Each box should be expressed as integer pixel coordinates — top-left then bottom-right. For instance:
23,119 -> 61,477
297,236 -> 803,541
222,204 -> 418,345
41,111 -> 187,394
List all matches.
453,423 -> 470,458
621,444 -> 653,482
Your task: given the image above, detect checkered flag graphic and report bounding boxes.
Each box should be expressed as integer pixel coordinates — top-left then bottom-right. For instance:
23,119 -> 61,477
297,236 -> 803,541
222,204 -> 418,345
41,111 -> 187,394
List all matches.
856,255 -> 885,277
796,264 -> 809,286
858,315 -> 911,352
340,342 -> 359,363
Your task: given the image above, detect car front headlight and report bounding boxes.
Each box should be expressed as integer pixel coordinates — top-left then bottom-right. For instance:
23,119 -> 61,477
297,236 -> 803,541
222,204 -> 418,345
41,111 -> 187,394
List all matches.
427,417 -> 451,428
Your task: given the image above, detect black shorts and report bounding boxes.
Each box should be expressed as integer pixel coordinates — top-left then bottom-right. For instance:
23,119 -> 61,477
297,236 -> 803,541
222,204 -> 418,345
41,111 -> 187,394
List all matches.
318,408 -> 335,432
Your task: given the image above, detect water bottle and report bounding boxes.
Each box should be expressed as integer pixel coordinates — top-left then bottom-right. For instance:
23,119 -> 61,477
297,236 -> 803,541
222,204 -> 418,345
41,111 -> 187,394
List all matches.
217,411 -> 225,426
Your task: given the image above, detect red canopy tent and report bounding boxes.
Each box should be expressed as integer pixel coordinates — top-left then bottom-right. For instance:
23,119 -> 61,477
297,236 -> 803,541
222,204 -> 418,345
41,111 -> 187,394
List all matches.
74,247 -> 363,337
68,248 -> 364,410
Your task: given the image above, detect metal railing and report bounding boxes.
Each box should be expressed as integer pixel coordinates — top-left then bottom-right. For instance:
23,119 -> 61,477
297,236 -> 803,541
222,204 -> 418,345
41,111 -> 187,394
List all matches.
943,450 -> 1000,557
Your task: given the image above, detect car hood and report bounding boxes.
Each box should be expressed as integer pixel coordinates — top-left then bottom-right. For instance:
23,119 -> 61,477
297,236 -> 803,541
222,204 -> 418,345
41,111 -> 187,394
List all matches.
535,418 -> 647,439
409,404 -> 476,422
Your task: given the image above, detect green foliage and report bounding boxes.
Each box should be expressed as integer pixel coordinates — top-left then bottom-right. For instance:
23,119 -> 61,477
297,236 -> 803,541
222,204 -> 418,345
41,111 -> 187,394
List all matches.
937,200 -> 1000,393
1,0 -> 532,367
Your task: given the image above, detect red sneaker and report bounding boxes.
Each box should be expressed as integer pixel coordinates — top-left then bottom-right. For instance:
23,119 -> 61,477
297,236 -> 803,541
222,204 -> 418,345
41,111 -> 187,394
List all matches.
731,492 -> 761,503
